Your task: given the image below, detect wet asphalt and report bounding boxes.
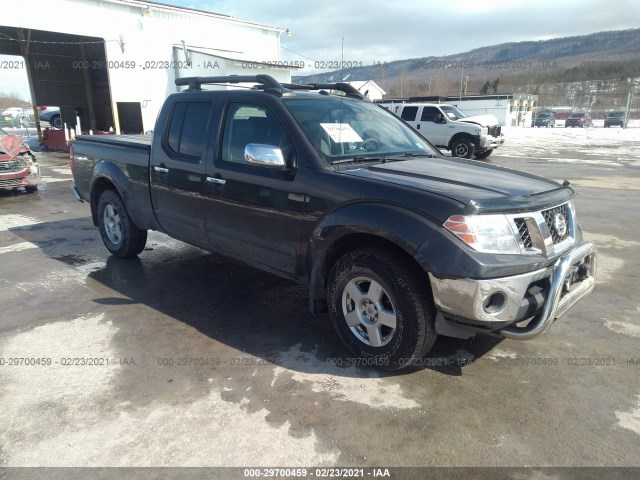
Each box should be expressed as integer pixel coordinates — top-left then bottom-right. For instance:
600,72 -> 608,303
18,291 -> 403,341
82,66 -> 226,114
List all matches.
0,139 -> 639,473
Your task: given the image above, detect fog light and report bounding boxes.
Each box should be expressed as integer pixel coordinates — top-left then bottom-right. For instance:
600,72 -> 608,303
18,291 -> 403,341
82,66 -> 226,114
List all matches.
484,292 -> 506,314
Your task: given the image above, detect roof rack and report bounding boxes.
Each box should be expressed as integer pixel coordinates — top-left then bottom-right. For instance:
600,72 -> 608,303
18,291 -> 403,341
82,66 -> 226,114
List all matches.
175,75 -> 285,93
174,75 -> 366,100
281,82 -> 365,100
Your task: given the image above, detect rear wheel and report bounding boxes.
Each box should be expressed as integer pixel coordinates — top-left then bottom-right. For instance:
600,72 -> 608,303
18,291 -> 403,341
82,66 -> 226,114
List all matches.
50,115 -> 62,129
328,248 -> 437,370
97,189 -> 147,258
451,138 -> 475,159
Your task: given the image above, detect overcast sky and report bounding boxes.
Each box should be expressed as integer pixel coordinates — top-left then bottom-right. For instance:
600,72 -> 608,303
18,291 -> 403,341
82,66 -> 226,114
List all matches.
2,0 -> 638,101
194,0 -> 640,64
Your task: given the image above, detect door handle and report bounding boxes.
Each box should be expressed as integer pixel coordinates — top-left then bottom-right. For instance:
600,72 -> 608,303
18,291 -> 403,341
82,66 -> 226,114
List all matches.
154,166 -> 169,173
417,124 -> 420,129
206,176 -> 226,185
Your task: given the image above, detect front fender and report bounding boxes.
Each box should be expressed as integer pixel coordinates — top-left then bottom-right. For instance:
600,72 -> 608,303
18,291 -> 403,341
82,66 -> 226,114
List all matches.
308,201 -> 441,311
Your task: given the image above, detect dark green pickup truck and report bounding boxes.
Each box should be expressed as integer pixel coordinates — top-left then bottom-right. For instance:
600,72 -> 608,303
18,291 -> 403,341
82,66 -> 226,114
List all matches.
70,75 -> 597,369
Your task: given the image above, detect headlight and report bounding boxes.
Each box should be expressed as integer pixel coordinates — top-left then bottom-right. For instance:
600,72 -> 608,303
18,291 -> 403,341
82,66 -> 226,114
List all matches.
443,214 -> 520,254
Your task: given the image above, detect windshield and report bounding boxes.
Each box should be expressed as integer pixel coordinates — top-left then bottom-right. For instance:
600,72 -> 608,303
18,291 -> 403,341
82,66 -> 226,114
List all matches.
283,96 -> 440,163
609,112 -> 624,117
440,105 -> 467,121
570,113 -> 586,118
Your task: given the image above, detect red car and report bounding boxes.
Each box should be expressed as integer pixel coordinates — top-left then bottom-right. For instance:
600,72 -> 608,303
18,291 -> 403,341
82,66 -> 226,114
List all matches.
0,127 -> 41,192
565,112 -> 592,128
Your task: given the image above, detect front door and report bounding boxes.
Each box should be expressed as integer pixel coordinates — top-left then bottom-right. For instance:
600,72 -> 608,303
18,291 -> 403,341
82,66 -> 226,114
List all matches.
203,101 -> 305,275
418,106 -> 448,146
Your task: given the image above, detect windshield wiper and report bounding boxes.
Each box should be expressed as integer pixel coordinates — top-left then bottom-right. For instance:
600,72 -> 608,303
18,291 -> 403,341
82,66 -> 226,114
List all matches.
331,155 -> 385,165
384,152 -> 438,160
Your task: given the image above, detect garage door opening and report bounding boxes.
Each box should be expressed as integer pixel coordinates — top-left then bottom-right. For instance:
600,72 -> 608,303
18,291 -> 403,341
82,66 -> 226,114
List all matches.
0,26 -> 114,135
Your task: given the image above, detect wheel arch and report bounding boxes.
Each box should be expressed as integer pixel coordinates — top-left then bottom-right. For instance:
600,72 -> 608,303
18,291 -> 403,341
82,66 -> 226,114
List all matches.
448,132 -> 479,150
89,161 -> 129,226
308,203 -> 438,314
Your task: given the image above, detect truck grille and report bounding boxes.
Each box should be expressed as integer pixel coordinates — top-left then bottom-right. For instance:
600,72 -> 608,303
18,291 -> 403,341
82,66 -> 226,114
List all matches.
542,204 -> 570,243
0,178 -> 24,187
510,203 -> 573,257
488,126 -> 501,137
514,218 -> 532,248
0,159 -> 24,173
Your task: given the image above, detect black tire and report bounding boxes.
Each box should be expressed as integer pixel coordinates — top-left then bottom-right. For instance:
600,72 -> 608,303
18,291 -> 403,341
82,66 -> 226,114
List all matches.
50,115 -> 62,129
450,138 -> 475,159
97,189 -> 147,258
327,248 -> 437,370
474,149 -> 493,160
25,185 -> 38,193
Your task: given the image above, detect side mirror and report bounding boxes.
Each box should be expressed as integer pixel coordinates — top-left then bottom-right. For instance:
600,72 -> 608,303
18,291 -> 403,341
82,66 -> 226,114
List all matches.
436,114 -> 446,124
244,143 -> 286,169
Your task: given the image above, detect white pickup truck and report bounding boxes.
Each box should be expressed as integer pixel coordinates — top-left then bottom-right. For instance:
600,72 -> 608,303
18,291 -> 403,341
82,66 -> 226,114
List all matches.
379,102 -> 505,160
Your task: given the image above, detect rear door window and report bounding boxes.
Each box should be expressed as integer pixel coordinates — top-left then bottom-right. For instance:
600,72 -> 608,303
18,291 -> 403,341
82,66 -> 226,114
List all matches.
166,102 -> 212,159
400,106 -> 418,121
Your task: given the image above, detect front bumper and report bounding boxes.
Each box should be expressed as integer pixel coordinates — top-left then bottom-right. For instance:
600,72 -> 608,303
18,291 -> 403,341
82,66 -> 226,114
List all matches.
429,242 -> 597,340
479,134 -> 505,150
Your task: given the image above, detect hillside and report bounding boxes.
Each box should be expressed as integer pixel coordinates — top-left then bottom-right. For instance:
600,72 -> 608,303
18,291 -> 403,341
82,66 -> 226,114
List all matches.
293,29 -> 640,108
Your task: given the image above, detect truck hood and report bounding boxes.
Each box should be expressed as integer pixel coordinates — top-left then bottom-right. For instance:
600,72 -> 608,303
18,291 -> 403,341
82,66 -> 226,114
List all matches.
458,115 -> 499,128
340,156 -> 573,214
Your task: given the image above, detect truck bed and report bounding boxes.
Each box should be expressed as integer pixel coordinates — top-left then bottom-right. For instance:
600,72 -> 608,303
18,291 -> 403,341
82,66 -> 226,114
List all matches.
74,134 -> 151,150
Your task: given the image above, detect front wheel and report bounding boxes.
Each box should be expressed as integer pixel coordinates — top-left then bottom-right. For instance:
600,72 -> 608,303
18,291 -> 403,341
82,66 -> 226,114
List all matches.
450,138 -> 475,159
97,189 -> 147,258
328,249 -> 437,370
475,149 -> 494,160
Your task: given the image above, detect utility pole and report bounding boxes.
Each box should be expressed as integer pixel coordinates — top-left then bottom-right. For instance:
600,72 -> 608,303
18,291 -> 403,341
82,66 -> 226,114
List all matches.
459,66 -> 464,101
624,91 -> 632,129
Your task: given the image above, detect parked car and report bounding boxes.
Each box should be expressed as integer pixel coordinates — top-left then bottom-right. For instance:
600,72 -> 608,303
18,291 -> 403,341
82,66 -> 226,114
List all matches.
533,111 -> 556,127
1,108 -> 32,128
2,107 -> 26,118
379,101 -> 504,159
0,127 -> 40,192
604,111 -> 626,128
38,106 -> 62,129
70,75 -> 597,370
565,112 -> 592,128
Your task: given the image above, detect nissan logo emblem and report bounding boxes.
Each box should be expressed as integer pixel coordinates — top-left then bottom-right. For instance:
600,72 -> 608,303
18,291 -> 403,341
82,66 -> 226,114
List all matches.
553,213 -> 567,237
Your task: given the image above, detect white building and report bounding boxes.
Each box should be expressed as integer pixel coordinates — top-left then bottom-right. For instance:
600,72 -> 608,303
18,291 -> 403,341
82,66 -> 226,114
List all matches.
0,0 -> 292,134
346,81 -> 386,101
448,93 -> 538,127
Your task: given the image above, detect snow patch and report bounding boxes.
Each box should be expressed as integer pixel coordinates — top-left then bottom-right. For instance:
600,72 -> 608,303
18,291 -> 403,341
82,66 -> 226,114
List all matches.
0,241 -> 38,255
271,344 -> 419,410
616,396 -> 640,436
486,349 -> 518,361
0,214 -> 42,232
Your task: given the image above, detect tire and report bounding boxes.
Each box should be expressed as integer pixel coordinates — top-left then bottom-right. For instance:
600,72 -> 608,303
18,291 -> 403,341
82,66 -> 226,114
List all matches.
50,115 -> 62,129
450,138 -> 475,159
327,248 -> 437,370
475,149 -> 493,160
97,189 -> 147,258
25,185 -> 38,193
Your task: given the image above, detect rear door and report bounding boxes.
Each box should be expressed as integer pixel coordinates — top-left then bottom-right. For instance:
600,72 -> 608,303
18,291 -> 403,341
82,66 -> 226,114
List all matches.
399,106 -> 419,130
150,100 -> 213,244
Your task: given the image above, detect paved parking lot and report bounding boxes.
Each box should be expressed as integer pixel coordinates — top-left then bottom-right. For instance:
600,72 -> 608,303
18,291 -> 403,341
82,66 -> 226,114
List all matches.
0,128 -> 639,473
